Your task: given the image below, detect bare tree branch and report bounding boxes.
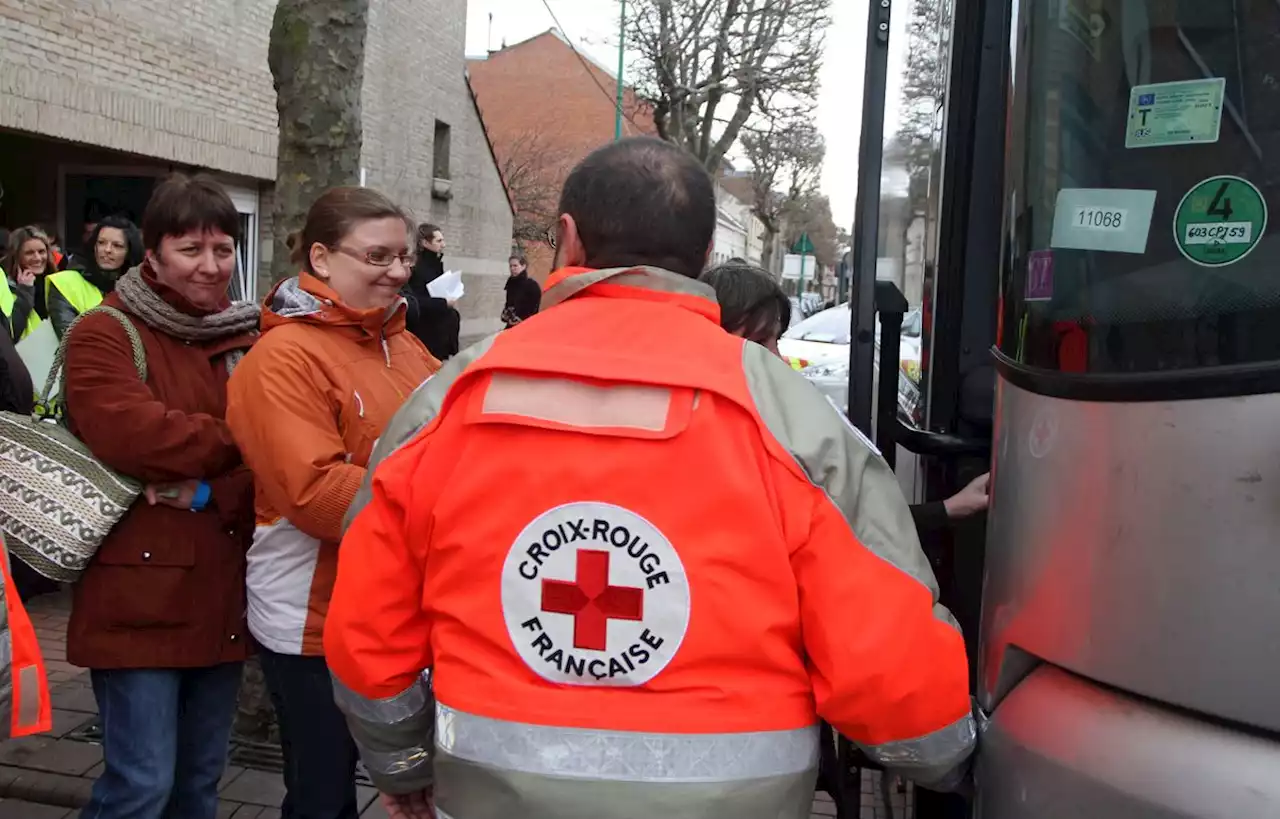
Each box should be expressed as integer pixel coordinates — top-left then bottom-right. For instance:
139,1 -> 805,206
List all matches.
628,0 -> 831,172
497,130 -> 570,247
742,117 -> 825,271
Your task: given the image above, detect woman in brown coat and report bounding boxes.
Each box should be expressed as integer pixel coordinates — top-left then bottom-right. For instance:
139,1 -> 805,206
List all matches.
62,173 -> 260,819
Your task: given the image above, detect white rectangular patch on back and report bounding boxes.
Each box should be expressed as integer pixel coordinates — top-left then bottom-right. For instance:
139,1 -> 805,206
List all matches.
483,374 -> 672,432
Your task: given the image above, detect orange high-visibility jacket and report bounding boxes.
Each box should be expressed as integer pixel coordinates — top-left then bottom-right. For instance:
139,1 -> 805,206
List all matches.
325,267 -> 974,819
0,545 -> 52,740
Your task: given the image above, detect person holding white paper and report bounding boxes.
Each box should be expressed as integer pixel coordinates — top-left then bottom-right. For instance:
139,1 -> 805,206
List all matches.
404,223 -> 461,360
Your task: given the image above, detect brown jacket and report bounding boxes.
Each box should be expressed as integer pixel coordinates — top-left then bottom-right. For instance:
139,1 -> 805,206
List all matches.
63,285 -> 258,669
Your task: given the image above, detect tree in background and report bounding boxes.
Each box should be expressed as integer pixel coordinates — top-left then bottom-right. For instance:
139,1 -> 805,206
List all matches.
885,0 -> 948,219
499,130 -> 570,248
235,0 -> 370,742
785,192 -> 839,269
627,0 -> 830,173
266,0 -> 370,281
742,118 -> 826,273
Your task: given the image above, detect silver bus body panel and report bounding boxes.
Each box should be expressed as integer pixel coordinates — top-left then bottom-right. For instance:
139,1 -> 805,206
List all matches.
980,378 -> 1280,734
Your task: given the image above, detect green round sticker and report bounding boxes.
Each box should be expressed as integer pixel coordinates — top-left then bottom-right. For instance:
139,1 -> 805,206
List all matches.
1173,175 -> 1268,267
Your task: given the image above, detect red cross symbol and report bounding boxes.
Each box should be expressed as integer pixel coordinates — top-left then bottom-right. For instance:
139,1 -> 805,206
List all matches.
541,549 -> 644,651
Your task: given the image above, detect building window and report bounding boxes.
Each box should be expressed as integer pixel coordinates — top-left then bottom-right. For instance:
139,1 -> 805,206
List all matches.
433,121 -> 452,181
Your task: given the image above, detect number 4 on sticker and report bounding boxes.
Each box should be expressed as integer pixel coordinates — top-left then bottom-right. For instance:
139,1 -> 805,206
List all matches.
1208,182 -> 1234,221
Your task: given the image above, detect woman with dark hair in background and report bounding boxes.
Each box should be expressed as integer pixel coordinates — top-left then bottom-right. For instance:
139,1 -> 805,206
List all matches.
501,253 -> 541,328
1,226 -> 56,341
403,223 -> 461,359
47,215 -> 144,338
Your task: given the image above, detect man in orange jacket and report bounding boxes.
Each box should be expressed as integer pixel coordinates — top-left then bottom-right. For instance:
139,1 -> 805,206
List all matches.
325,137 -> 976,819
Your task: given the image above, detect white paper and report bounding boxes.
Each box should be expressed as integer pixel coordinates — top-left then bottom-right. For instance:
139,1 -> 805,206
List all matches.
16,321 -> 58,394
1050,189 -> 1157,254
427,270 -> 464,301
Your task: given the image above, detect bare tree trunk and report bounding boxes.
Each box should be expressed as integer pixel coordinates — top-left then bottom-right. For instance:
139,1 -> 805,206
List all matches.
237,0 -> 370,734
761,228 -> 778,276
267,0 -> 370,282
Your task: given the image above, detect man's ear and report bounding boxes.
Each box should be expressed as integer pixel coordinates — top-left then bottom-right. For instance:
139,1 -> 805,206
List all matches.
555,213 -> 588,269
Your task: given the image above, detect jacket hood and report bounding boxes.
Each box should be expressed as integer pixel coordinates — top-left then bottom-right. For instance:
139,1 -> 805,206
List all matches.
262,272 -> 407,340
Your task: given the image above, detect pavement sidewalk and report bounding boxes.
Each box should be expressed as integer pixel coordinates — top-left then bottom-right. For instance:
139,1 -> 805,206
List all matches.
0,589 -> 902,819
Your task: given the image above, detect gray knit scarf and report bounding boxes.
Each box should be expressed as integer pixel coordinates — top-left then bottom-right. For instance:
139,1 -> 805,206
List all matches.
115,266 -> 261,342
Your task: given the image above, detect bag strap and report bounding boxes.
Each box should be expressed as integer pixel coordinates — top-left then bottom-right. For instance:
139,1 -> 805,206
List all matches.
37,305 -> 149,420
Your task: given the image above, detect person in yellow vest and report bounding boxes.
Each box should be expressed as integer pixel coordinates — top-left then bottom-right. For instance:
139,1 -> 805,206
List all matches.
0,226 -> 54,342
46,216 -> 142,338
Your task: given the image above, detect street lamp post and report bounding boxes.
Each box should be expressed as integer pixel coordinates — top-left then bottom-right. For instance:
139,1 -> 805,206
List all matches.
615,0 -> 626,141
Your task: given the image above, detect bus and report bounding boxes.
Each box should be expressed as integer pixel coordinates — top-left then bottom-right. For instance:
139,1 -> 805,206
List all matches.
841,1 -> 1280,817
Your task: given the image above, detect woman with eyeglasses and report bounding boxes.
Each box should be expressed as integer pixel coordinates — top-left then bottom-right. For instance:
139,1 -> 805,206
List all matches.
226,187 -> 439,819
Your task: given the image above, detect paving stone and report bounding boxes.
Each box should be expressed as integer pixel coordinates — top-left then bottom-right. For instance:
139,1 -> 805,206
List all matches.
356,785 -> 378,812
360,796 -> 390,819
47,710 -> 93,740
0,737 -> 100,776
258,809 -> 281,819
231,806 -> 264,818
0,799 -> 71,817
0,767 -> 92,807
216,800 -> 241,818
84,762 -> 102,779
218,764 -> 246,792
48,681 -> 96,715
218,769 -> 285,807
361,798 -> 391,819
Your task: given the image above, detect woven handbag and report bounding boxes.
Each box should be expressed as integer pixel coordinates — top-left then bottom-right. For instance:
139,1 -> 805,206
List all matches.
0,306 -> 147,582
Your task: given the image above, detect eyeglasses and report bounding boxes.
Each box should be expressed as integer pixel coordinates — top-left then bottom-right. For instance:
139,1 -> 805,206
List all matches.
333,245 -> 415,268
545,225 -> 557,250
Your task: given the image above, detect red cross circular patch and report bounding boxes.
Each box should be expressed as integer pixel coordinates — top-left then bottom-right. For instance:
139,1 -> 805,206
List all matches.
500,502 -> 691,687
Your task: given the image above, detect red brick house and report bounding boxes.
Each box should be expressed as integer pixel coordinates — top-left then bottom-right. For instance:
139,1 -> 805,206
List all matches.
467,29 -> 655,278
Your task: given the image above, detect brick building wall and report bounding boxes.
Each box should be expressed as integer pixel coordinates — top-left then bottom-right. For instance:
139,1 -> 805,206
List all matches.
0,0 -> 513,336
363,0 -> 514,342
468,30 -> 655,280
0,0 -> 277,179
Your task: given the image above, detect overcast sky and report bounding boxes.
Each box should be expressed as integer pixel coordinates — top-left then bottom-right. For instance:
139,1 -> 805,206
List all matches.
464,0 -> 868,232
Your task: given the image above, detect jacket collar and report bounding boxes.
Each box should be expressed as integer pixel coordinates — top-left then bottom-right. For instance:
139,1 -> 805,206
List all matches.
542,266 -> 720,323
263,272 -> 406,340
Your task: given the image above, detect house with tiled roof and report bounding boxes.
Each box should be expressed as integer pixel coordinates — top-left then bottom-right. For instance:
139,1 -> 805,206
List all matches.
468,29 -> 763,277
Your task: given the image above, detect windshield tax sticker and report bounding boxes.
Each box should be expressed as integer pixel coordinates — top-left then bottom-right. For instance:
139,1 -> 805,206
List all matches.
1173,176 -> 1267,268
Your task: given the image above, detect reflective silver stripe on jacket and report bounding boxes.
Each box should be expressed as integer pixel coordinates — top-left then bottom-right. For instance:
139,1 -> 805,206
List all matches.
433,704 -> 820,819
865,711 -> 978,789
739,341 -> 976,782
343,334 -> 498,534
437,703 -> 818,782
331,672 -> 434,794
740,341 -> 943,602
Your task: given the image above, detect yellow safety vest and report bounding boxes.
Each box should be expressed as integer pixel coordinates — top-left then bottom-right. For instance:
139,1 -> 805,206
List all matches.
45,269 -> 104,318
0,269 -> 43,341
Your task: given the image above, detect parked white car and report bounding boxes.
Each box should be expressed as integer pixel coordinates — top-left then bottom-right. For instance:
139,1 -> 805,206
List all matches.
778,304 -> 923,422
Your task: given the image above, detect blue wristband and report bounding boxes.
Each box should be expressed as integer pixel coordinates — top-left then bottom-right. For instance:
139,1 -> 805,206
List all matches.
190,481 -> 212,512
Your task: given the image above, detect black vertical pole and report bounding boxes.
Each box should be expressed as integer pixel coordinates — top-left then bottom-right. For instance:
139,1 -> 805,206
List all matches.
847,0 -> 894,437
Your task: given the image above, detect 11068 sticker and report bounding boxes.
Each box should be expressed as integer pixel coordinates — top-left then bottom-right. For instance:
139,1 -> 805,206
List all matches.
501,502 -> 691,687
